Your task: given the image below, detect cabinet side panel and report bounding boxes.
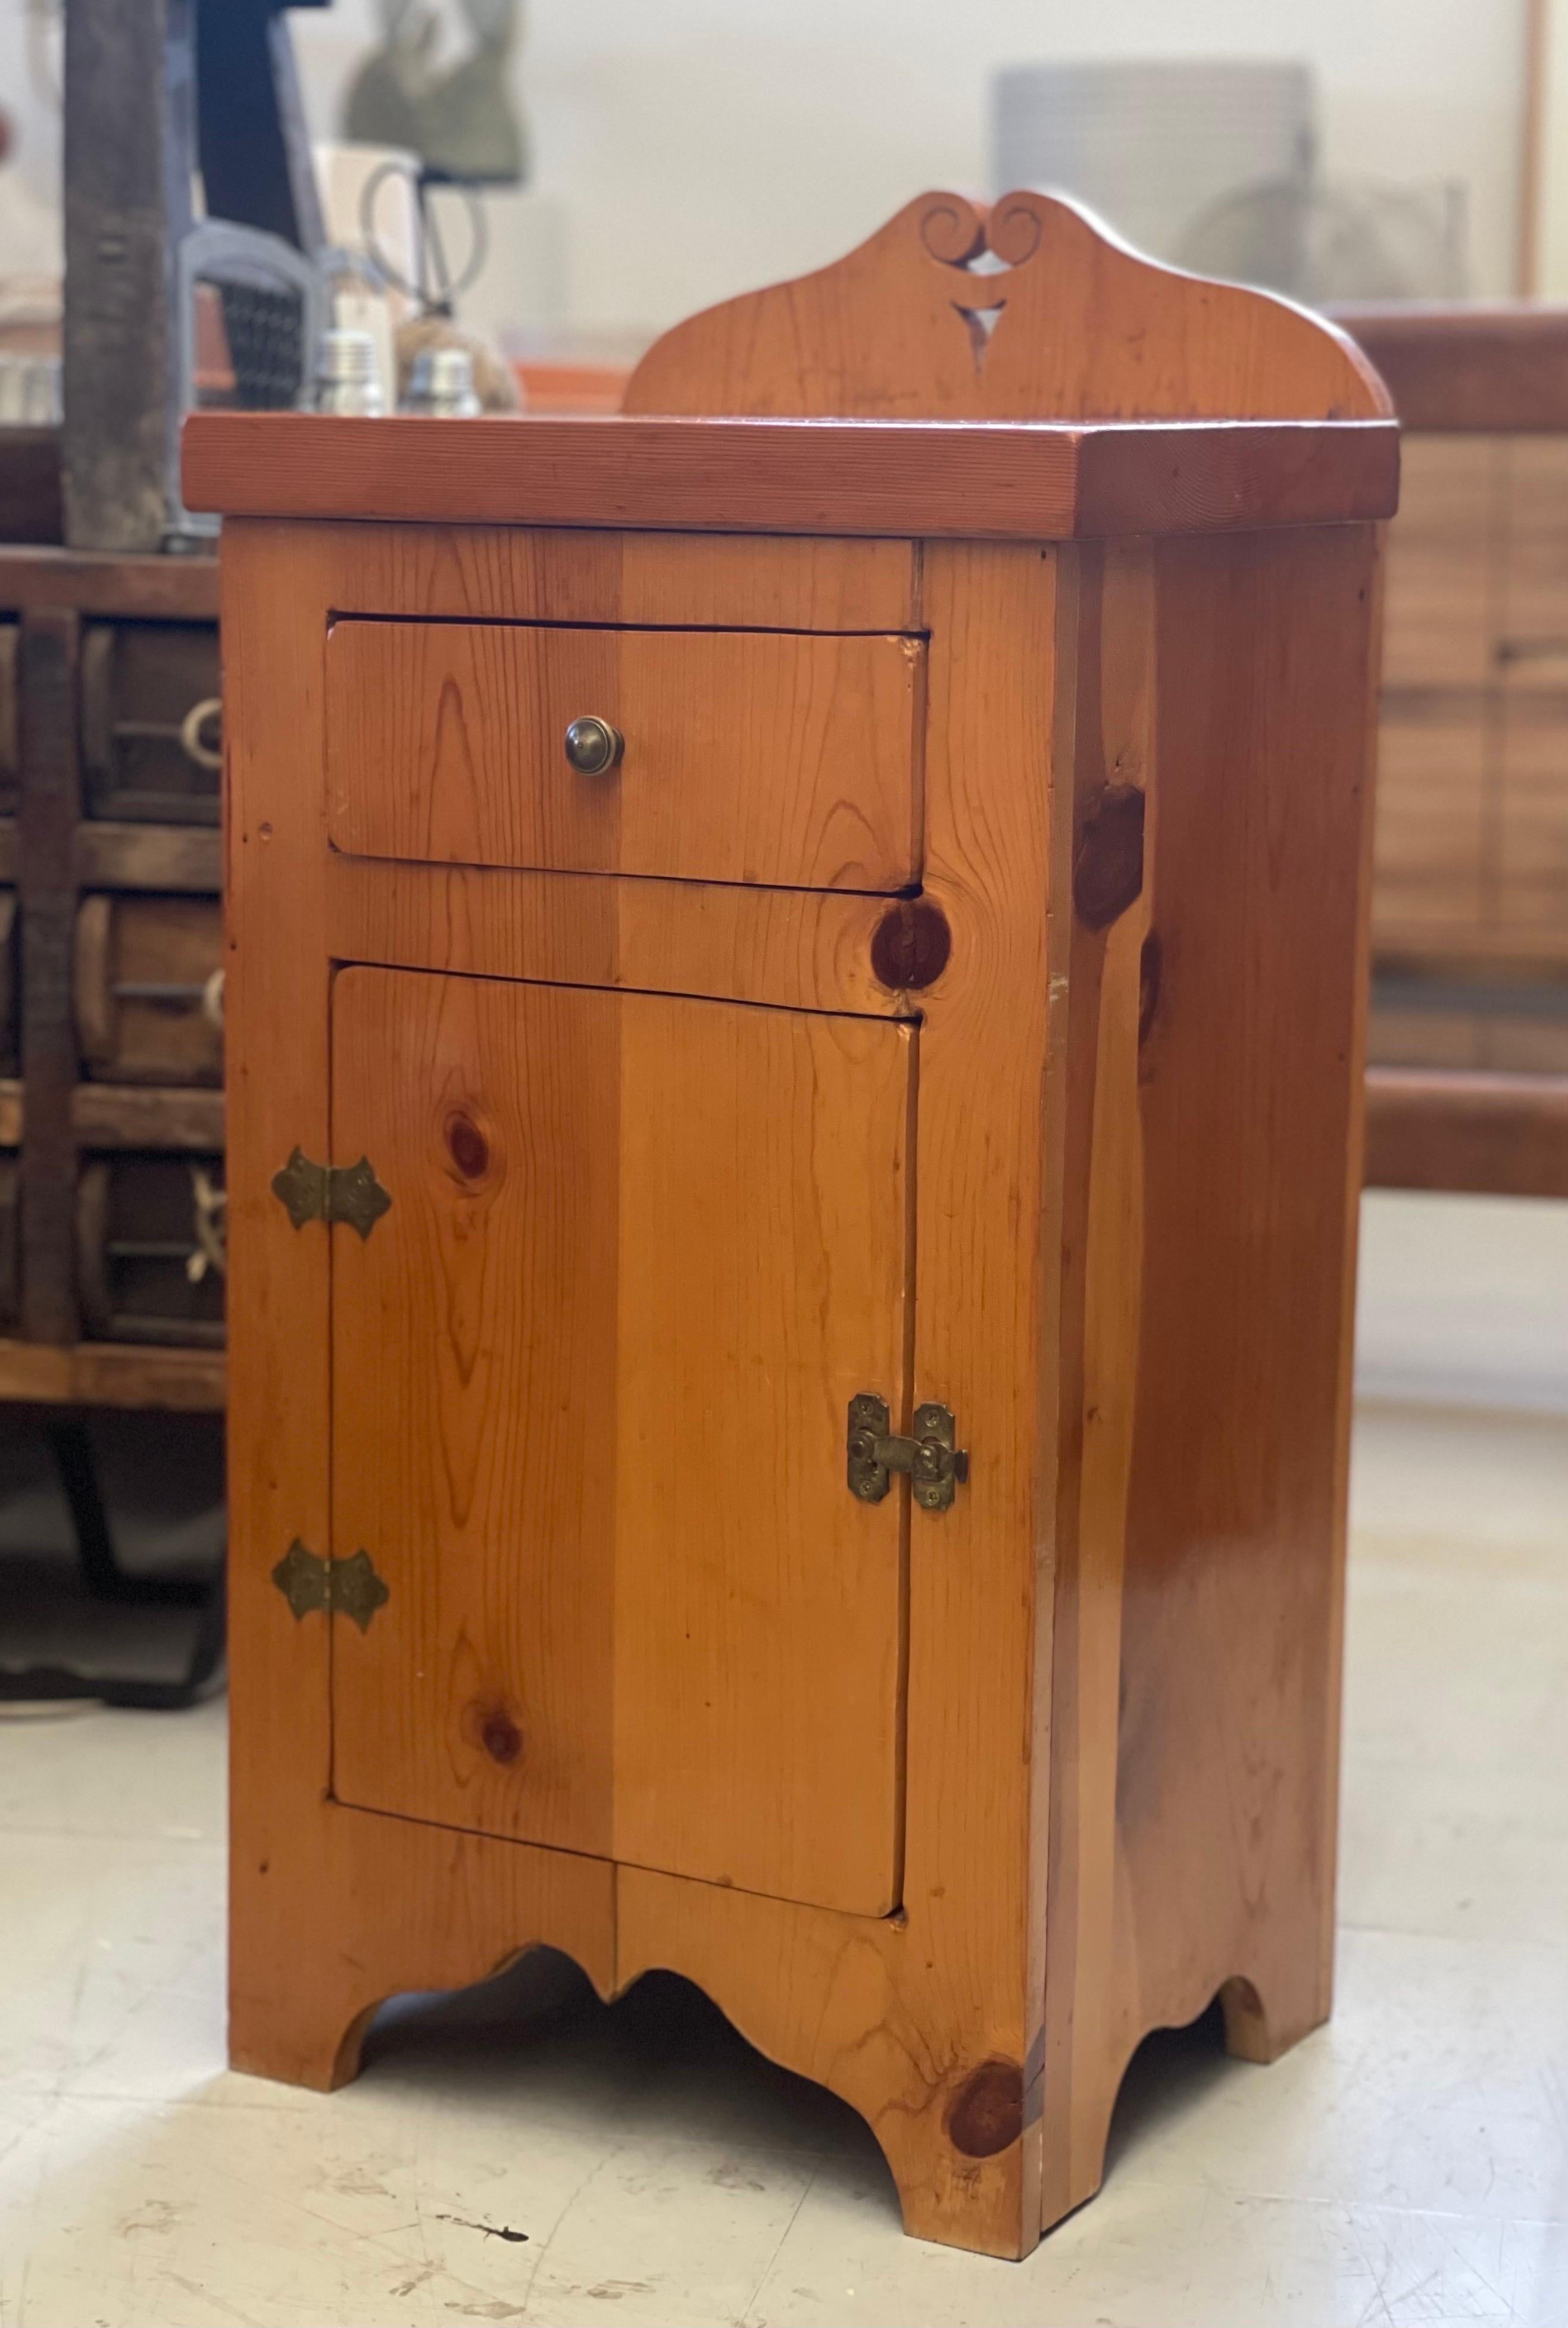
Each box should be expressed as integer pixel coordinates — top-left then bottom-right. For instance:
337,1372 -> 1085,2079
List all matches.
1043,521 -> 1378,2224
1124,523 -> 1375,2048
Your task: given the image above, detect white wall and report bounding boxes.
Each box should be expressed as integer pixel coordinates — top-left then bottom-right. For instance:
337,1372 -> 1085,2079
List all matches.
290,0 -> 1531,340
0,0 -> 1533,341
0,5 -> 65,283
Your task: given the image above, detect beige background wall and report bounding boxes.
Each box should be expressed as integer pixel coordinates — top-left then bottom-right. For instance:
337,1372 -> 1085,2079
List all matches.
0,1 -> 1534,342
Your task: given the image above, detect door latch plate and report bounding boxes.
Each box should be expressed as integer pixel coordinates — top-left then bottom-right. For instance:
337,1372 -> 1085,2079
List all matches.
847,1393 -> 969,1513
271,1539 -> 389,1632
270,1148 -> 391,1239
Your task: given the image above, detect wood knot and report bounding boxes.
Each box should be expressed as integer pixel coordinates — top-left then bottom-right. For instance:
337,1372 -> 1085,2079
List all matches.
1073,783 -> 1145,932
945,2057 -> 1024,2158
870,898 -> 952,993
445,1111 -> 491,1180
1138,929 -> 1163,1046
477,1709 -> 522,1765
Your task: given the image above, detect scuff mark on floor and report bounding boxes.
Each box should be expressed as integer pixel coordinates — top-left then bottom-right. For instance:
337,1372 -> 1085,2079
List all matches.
434,2211 -> 530,2244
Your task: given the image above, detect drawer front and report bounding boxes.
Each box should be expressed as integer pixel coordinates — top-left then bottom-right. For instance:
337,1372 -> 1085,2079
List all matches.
329,967 -> 912,1915
82,621 -> 223,826
0,623 -> 17,817
326,619 -> 923,890
77,1152 -> 226,1347
0,889 -> 14,1077
0,1152 -> 16,1327
75,894 -> 224,1085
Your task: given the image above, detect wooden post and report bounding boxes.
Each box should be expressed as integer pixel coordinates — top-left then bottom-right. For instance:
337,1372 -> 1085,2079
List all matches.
61,0 -> 195,552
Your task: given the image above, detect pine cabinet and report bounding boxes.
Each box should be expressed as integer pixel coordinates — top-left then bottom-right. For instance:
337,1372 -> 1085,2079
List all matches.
187,189 -> 1395,2258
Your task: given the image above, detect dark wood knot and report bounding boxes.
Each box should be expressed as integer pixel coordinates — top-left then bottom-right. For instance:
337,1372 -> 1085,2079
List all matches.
870,898 -> 952,992
445,1111 -> 491,1180
479,1710 -> 522,1765
1073,783 -> 1145,932
1138,929 -> 1163,1047
946,2057 -> 1024,2158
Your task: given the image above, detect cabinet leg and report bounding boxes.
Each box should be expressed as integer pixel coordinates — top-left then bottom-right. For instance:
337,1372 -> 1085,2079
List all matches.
229,1958 -> 380,2093
1220,1968 -> 1329,2067
227,1799 -> 617,2095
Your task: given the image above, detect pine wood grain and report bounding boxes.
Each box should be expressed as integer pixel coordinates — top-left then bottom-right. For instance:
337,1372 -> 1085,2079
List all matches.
213,190 -> 1386,2258
326,619 -> 923,891
1039,537 -> 1158,2221
330,967 -> 618,1861
330,967 -> 912,1914
326,855 -> 901,1018
1040,523 -> 1378,2227
626,190 -> 1389,424
613,994 -> 912,1909
223,522 -> 616,2085
182,412 -> 1397,542
619,542 -> 1072,2255
316,521 -> 918,632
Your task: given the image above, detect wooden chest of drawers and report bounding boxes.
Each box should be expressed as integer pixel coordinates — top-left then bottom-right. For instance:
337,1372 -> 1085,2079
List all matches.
186,193 -> 1395,2259
0,546 -> 226,1410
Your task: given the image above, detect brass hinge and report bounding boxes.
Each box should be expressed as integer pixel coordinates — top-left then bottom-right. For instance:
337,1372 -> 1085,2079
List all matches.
270,1148 -> 391,1239
847,1394 -> 969,1514
271,1539 -> 389,1633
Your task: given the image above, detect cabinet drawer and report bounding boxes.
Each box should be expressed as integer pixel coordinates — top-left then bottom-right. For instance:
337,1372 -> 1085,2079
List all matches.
75,894 -> 224,1085
0,623 -> 17,817
0,890 -> 15,1077
81,622 -> 223,826
326,619 -> 923,891
76,1153 -> 226,1347
0,1153 -> 16,1327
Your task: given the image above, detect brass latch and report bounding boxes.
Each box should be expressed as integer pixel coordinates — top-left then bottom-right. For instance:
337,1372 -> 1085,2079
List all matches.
270,1148 -> 391,1239
271,1539 -> 389,1632
847,1394 -> 969,1514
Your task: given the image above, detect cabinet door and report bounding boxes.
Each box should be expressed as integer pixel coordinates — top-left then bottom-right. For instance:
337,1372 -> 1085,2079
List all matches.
330,967 -> 914,1917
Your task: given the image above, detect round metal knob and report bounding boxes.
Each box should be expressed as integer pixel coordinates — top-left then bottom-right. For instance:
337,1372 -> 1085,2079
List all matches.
563,716 -> 624,776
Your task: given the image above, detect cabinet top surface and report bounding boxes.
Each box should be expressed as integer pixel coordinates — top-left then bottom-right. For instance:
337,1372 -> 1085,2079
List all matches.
183,410 -> 1397,542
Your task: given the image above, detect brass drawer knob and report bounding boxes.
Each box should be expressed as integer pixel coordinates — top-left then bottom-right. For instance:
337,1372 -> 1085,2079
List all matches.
564,715 -> 624,775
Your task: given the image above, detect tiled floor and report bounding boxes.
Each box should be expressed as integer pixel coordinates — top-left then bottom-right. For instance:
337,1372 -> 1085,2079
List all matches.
1,1193 -> 1564,2327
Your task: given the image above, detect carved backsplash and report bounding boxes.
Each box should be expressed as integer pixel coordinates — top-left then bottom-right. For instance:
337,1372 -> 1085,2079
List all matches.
623,188 -> 1390,425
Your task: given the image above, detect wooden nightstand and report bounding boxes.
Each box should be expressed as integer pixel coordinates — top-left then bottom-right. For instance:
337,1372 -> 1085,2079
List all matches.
185,191 -> 1397,2259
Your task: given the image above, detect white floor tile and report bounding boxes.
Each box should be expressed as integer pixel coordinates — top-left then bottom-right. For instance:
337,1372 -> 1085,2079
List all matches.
0,1699 -> 226,1845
